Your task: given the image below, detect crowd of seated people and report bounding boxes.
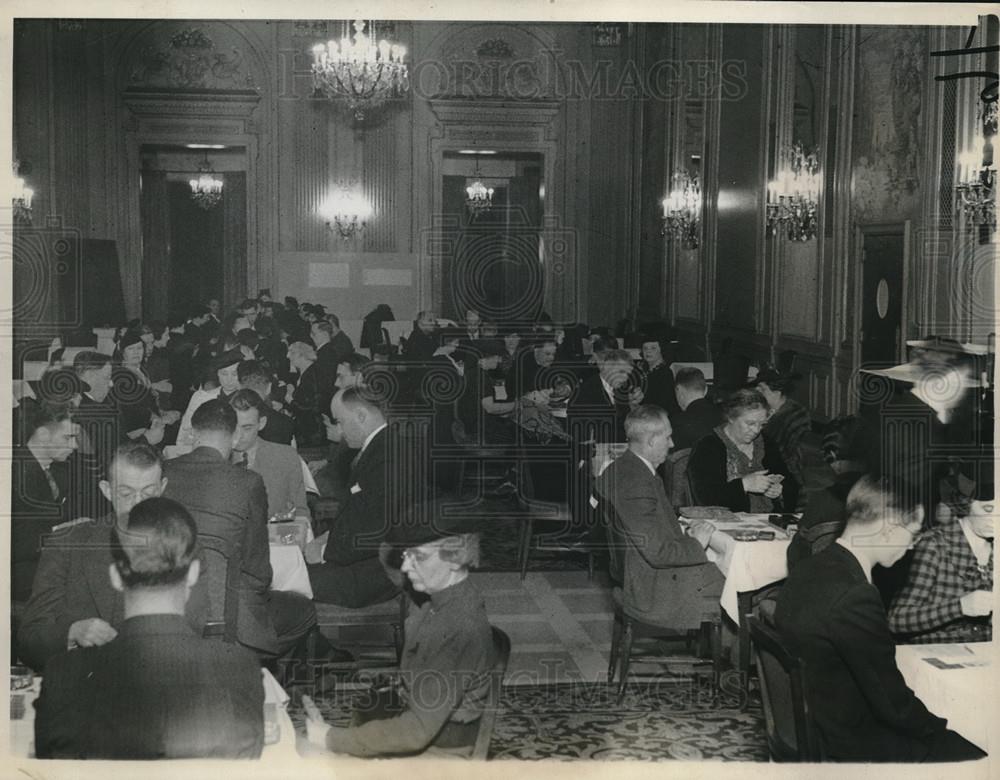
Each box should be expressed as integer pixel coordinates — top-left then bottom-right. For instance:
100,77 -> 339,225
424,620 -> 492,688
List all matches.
10,293 -> 994,763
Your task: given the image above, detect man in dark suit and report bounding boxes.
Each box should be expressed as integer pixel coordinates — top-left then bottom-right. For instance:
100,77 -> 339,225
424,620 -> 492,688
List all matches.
238,360 -> 296,445
670,367 -> 722,452
163,399 -> 316,658
18,441 -> 208,673
402,310 -> 439,362
311,318 -> 352,412
775,475 -> 986,762
569,348 -> 642,444
11,400 -> 77,604
34,496 -> 264,759
594,406 -> 722,627
285,341 -> 325,447
307,388 -> 403,607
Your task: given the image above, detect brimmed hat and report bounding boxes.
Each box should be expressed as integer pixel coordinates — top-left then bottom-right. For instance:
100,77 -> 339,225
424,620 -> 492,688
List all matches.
752,367 -> 803,391
118,331 -> 144,353
384,497 -> 482,550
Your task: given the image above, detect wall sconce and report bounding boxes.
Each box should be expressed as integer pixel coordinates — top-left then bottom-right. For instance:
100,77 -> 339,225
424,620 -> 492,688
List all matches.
321,186 -> 372,240
955,100 -> 996,230
660,170 -> 701,248
11,160 -> 35,226
766,142 -> 821,242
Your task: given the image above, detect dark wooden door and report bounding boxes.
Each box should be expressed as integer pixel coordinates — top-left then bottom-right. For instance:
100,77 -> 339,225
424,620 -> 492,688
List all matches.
860,229 -> 904,367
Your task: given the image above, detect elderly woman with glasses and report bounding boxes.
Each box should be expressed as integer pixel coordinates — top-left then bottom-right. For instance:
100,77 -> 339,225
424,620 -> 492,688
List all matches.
304,499 -> 497,758
688,388 -> 798,512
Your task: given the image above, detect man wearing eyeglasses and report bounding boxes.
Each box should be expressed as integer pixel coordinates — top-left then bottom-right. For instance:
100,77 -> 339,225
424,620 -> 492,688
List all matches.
775,474 -> 986,763
17,442 -> 209,673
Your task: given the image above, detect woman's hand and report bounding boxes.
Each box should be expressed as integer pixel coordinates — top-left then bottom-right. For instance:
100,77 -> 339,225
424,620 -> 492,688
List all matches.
742,470 -> 772,494
763,474 -> 783,499
302,695 -> 332,747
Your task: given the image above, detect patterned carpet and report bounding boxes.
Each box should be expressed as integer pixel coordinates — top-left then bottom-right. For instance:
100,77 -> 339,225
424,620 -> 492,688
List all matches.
294,569 -> 769,760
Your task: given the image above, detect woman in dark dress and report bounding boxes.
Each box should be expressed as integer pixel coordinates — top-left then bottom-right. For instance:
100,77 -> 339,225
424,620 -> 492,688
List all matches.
689,388 -> 798,512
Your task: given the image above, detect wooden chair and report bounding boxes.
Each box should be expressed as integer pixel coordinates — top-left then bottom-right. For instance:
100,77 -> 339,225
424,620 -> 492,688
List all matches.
470,626 -> 512,760
662,447 -> 693,511
747,616 -> 821,762
314,593 -> 407,665
198,532 -> 241,644
599,498 -> 721,702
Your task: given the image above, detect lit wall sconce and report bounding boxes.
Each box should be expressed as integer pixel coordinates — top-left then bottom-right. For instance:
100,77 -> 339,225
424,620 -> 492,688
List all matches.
955,101 -> 996,230
765,142 -> 821,241
321,186 -> 372,240
660,170 -> 701,248
12,160 -> 35,226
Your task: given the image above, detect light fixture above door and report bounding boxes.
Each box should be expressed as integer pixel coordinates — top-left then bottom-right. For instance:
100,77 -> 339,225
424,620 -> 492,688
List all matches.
189,152 -> 223,210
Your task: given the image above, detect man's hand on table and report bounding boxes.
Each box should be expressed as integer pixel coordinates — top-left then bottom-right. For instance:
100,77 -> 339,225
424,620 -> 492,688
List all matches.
960,590 -> 993,617
68,618 -> 117,649
686,519 -> 716,549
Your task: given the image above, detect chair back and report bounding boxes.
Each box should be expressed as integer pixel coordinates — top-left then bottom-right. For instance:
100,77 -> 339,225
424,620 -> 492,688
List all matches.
596,496 -> 628,585
747,616 -> 820,762
471,626 -> 512,760
197,532 -> 241,644
663,447 -> 693,511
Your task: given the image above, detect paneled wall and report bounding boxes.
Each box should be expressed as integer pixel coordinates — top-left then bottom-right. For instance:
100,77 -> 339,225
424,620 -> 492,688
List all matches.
12,19 -> 646,327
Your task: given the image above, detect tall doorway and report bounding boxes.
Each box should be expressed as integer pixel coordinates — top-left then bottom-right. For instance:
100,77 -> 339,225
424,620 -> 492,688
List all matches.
441,151 -> 545,326
139,145 -> 247,320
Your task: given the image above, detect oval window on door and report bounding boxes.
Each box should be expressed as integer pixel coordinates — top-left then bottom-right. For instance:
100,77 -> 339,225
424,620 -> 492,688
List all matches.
876,278 -> 890,319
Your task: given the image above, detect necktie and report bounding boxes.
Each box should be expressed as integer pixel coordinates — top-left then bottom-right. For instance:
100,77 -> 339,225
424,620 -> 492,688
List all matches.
43,466 -> 60,502
234,454 -> 249,469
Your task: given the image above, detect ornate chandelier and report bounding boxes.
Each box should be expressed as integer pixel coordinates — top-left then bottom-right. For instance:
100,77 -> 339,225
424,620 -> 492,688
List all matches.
11,161 -> 34,226
321,186 -> 372,240
189,154 -> 223,210
766,142 -> 821,241
465,158 -> 495,216
955,100 -> 996,230
660,170 -> 701,248
311,20 -> 409,122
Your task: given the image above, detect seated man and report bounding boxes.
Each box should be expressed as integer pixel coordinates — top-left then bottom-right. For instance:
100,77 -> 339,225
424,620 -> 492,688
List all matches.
238,360 -> 295,446
888,471 -> 993,644
306,388 -> 402,608
18,442 -> 208,673
669,367 -> 720,452
775,475 -> 986,762
163,400 -> 316,659
229,389 -> 310,522
569,348 -> 642,445
594,405 -> 723,627
34,497 -> 264,759
11,400 -> 77,604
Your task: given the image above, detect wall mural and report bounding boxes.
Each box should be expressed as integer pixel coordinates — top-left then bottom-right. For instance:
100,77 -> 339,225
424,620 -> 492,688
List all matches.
128,25 -> 258,91
852,27 -> 925,220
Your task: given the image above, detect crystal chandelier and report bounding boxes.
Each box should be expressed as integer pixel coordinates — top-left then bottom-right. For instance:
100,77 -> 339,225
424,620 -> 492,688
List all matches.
322,186 -> 372,240
465,158 -> 495,216
311,20 -> 409,122
955,100 -> 996,230
766,142 -> 821,241
11,161 -> 34,226
660,170 -> 701,248
189,154 -> 223,210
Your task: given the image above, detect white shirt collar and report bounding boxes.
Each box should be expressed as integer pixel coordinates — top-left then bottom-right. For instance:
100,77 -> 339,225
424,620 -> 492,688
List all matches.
600,376 -> 615,402
910,386 -> 951,424
958,517 -> 992,567
360,423 -> 387,456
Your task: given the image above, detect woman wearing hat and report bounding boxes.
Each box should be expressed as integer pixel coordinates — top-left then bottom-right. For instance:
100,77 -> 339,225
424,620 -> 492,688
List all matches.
754,367 -> 812,486
304,501 -> 497,757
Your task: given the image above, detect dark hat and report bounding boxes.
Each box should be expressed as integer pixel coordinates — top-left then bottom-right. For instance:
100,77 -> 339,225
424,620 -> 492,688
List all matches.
752,367 -> 802,391
118,331 -> 144,353
473,338 -> 505,358
211,348 -> 244,372
384,497 -> 482,550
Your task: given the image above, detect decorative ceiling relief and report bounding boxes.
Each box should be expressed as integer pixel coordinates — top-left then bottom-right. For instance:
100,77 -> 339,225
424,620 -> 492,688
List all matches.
128,24 -> 259,91
423,23 -> 558,100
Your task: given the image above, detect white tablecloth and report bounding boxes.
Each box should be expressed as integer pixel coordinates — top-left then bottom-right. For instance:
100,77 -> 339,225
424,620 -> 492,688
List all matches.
270,543 -> 314,599
896,642 -> 991,751
684,513 -> 791,623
